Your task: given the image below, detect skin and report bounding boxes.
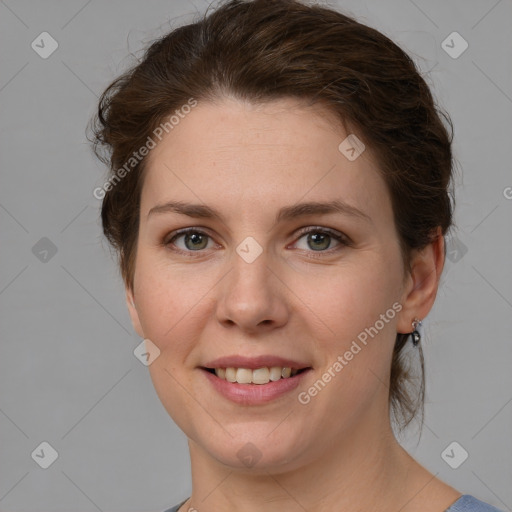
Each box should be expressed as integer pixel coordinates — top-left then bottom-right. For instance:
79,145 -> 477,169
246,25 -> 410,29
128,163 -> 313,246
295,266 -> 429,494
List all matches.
125,96 -> 461,512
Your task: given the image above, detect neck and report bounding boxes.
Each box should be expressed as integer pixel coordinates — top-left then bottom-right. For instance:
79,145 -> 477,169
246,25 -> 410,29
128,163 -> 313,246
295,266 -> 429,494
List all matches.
182,397 -> 421,512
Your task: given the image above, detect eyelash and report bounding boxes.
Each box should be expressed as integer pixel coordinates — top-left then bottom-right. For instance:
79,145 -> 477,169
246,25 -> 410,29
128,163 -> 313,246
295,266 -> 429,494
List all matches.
163,226 -> 352,259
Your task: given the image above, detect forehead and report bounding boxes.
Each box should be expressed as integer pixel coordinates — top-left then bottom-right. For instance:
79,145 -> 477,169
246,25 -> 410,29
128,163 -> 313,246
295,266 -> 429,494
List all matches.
140,97 -> 391,224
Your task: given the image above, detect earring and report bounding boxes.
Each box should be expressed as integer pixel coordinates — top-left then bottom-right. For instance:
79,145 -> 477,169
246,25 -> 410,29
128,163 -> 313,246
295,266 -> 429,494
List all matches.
411,318 -> 422,346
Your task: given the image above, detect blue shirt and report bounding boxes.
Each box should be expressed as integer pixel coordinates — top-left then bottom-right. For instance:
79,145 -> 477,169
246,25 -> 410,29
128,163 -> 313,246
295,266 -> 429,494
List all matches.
162,494 -> 505,511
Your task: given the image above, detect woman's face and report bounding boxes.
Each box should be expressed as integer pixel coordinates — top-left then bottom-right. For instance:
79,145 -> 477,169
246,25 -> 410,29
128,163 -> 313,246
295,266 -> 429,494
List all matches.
126,96 -> 417,471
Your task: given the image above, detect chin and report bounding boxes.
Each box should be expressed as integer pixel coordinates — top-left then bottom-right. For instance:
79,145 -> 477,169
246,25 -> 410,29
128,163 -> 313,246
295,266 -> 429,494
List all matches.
197,431 -> 307,473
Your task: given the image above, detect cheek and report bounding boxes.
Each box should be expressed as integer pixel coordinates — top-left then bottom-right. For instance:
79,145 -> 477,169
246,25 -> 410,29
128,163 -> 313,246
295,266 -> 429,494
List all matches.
299,255 -> 402,403
298,273 -> 400,429
132,255 -> 205,350
297,259 -> 401,343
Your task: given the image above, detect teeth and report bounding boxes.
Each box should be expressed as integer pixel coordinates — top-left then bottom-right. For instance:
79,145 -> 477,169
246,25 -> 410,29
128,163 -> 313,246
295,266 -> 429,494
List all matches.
225,367 -> 237,382
269,367 -> 282,381
236,368 -> 252,384
213,366 -> 301,385
252,367 -> 270,384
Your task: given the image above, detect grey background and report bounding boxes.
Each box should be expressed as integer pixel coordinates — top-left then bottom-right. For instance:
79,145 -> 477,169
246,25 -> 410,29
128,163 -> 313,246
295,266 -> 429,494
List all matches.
0,0 -> 511,511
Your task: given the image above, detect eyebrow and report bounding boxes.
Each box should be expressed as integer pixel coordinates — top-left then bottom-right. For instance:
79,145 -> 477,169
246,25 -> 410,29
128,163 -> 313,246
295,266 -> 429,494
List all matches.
147,199 -> 371,225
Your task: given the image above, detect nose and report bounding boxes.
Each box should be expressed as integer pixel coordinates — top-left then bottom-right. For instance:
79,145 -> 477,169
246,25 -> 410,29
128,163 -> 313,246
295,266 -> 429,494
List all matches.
215,247 -> 289,334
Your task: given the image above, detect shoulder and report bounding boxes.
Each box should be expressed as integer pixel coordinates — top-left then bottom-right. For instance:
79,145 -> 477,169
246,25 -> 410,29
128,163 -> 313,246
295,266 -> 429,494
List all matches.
445,494 -> 505,512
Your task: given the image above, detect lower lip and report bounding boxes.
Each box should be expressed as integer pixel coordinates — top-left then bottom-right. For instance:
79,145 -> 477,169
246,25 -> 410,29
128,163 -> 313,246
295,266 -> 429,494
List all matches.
200,368 -> 312,405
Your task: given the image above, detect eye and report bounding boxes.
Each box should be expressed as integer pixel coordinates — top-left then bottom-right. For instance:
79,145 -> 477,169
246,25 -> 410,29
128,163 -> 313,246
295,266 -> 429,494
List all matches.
164,228 -> 215,254
292,227 -> 350,256
163,226 -> 351,257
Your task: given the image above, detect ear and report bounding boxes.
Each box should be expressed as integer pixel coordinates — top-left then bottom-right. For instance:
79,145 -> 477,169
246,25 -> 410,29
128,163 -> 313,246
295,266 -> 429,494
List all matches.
126,286 -> 145,338
396,227 -> 445,334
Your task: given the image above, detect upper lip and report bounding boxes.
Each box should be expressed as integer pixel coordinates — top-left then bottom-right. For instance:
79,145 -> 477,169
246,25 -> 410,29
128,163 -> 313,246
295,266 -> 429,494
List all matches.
202,355 -> 312,370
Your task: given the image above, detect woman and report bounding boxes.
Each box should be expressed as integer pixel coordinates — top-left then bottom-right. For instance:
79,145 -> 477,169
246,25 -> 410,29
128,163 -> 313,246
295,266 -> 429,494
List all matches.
89,0 -> 504,510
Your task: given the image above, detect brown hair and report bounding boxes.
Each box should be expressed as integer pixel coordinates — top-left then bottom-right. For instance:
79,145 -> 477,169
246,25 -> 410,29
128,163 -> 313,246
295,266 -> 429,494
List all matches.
89,0 -> 455,434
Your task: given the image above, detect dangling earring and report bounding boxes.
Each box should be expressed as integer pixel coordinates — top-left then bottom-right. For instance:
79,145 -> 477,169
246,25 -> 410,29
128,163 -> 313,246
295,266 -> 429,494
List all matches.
411,318 -> 422,346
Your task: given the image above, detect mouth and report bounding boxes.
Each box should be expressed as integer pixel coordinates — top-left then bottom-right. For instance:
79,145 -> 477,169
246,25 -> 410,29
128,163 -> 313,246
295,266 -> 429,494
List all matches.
201,366 -> 311,385
200,365 -> 313,405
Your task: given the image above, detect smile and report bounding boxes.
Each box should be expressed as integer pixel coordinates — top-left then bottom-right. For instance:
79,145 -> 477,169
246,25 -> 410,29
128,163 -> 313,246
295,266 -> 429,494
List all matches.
200,366 -> 313,405
204,366 -> 307,384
